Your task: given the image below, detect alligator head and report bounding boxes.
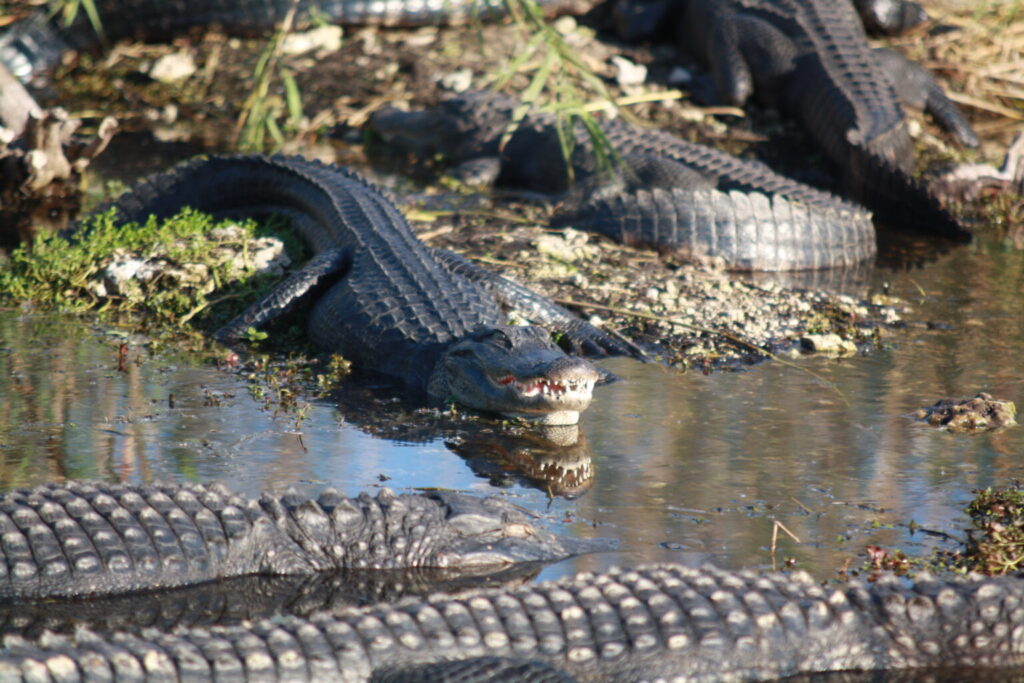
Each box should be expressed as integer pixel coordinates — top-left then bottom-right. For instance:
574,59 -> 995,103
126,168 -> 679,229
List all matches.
432,325 -> 600,426
370,91 -> 513,162
272,486 -> 613,570
425,490 -> 611,566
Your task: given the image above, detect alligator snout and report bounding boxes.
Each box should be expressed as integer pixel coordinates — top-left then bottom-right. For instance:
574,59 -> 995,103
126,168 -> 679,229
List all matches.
440,325 -> 603,425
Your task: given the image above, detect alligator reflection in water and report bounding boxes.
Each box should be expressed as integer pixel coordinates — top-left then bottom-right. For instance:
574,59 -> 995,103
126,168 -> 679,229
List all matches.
332,384 -> 593,498
0,565 -> 542,639
446,424 -> 593,498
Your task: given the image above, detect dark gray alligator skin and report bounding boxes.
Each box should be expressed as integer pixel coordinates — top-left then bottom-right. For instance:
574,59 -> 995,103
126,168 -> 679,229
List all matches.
0,0 -> 550,81
95,155 -> 637,409
0,480 -> 603,601
5,562 -> 1024,681
371,91 -> 877,271
673,0 -> 975,241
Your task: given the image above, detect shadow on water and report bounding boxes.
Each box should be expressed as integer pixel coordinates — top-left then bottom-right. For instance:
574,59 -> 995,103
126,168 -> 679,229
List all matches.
0,564 -> 546,638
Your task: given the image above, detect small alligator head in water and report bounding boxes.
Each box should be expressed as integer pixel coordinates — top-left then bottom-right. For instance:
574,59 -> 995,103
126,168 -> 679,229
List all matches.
431,326 -> 600,426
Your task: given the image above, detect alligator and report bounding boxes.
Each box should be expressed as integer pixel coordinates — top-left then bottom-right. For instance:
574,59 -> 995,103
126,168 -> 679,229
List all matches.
661,0 -> 978,240
6,562 -> 1024,680
0,0 -> 570,82
0,480 -> 606,602
96,154 -> 643,424
371,90 -> 877,271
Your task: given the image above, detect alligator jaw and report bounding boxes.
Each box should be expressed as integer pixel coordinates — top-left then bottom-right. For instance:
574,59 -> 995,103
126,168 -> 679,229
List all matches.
488,371 -> 597,425
428,490 -> 614,566
439,325 -> 601,425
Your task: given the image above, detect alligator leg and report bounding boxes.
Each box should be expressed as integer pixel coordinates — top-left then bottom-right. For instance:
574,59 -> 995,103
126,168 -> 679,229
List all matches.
874,47 -> 979,148
683,3 -> 799,107
431,249 -> 646,360
215,247 -> 350,343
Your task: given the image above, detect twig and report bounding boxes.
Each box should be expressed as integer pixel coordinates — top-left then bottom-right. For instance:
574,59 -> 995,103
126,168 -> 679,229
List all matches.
770,520 -> 801,570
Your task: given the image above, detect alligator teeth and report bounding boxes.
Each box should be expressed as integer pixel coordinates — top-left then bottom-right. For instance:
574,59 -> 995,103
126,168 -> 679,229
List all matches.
497,376 -> 595,399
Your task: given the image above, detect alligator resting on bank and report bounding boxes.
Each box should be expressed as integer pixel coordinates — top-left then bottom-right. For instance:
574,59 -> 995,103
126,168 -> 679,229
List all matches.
96,155 -> 643,424
372,90 -> 877,271
7,561 -> 1024,680
660,0 -> 978,240
0,480 -> 605,602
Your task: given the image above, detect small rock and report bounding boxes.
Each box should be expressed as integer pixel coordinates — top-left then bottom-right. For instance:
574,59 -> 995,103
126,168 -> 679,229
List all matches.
800,333 -> 857,355
281,25 -> 343,55
439,68 -> 473,93
208,224 -> 247,241
552,16 -> 577,35
149,51 -> 196,83
611,55 -> 647,88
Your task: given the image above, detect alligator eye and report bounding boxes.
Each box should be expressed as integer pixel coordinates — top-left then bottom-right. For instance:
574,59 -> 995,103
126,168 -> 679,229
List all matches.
489,331 -> 512,348
450,348 -> 474,358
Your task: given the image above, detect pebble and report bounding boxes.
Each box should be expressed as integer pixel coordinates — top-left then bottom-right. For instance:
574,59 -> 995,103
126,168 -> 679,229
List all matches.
149,52 -> 196,83
282,25 -> 343,55
439,69 -> 474,93
611,56 -> 647,88
800,334 -> 857,355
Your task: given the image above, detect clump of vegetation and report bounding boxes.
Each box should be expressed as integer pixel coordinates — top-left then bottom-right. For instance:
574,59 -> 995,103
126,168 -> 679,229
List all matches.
0,208 -> 300,343
235,0 -> 308,152
952,482 -> 1024,575
497,0 -> 632,184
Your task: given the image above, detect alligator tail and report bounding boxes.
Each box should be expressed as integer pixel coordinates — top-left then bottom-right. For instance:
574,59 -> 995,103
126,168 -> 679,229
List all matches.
555,186 -> 877,272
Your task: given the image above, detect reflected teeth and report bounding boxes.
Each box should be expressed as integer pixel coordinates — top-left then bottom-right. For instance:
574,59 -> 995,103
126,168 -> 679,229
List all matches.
495,375 -> 595,398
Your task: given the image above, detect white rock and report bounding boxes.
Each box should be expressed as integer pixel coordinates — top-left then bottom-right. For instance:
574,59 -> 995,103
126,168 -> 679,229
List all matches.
439,68 -> 473,93
149,52 -> 197,83
800,334 -> 857,355
611,55 -> 647,87
282,25 -> 343,55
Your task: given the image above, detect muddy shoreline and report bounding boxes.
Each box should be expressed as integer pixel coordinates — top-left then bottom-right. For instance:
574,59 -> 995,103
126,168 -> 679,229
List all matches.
3,0 -> 1020,368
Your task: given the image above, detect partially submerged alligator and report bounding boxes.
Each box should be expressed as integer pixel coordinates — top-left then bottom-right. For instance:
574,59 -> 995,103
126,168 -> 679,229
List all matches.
98,155 -> 642,424
6,562 -> 1024,680
372,90 -> 877,271
0,480 -> 604,602
659,0 -> 978,239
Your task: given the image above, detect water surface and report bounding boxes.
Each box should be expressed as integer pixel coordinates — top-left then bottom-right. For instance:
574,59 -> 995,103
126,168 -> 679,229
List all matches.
2,134 -> 1022,585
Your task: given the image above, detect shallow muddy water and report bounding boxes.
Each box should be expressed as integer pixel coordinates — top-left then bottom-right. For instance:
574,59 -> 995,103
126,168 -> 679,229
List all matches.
2,227 -> 1021,588
2,131 -> 1023,589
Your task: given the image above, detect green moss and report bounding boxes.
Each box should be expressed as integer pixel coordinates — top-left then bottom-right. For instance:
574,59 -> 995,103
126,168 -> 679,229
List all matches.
0,208 -> 306,346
